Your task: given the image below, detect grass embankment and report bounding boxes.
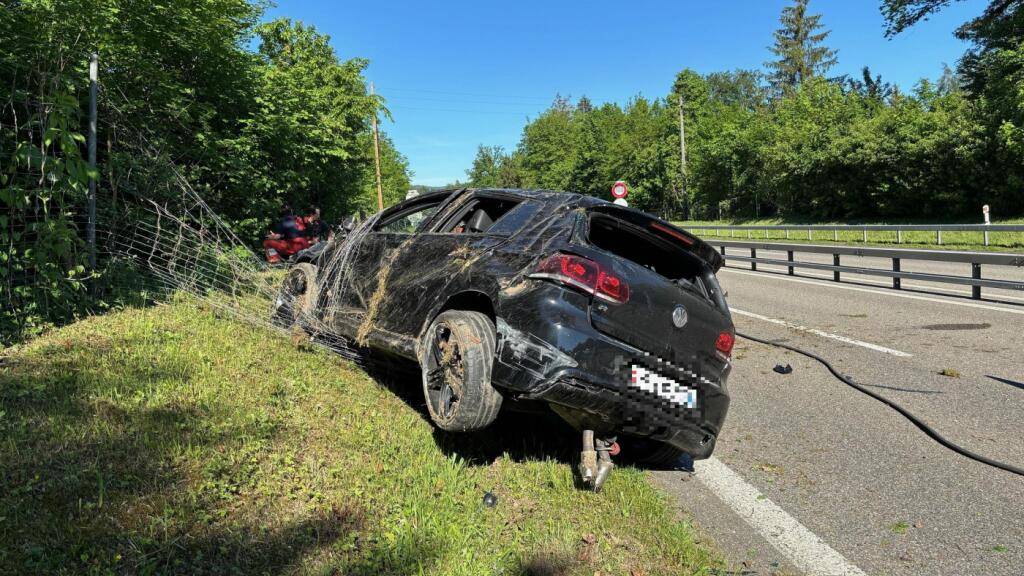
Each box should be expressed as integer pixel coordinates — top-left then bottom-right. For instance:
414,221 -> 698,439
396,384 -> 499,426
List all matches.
0,296 -> 722,575
677,218 -> 1024,252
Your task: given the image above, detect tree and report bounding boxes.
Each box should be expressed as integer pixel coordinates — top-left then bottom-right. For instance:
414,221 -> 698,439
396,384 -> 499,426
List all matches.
766,0 -> 839,93
466,145 -> 521,188
881,0 -> 1022,37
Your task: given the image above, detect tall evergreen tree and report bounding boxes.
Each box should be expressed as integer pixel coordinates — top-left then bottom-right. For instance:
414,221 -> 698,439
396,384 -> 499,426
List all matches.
766,0 -> 839,93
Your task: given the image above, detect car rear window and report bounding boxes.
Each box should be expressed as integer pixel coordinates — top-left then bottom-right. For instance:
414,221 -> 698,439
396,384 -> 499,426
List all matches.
588,214 -> 705,284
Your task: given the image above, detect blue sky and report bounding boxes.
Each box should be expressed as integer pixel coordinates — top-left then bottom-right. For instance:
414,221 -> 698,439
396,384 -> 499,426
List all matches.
266,0 -> 990,186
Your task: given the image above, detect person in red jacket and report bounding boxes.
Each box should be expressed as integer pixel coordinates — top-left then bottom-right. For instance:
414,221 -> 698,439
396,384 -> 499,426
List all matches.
263,206 -> 311,263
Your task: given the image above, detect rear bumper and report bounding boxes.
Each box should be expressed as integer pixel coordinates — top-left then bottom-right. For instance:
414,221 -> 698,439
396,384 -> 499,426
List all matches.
493,282 -> 730,459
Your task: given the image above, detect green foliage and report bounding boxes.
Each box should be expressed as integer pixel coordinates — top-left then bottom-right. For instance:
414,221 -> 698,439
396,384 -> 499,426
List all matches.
472,1 -> 1023,224
766,0 -> 839,93
1,2 -> 412,343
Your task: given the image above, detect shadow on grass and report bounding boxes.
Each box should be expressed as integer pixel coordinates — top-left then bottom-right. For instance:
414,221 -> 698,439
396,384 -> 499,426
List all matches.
359,353 -> 697,476
0,332 -> 440,575
360,355 -> 581,468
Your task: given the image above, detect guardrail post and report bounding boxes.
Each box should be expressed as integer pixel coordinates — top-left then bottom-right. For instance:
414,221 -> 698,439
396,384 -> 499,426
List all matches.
833,228 -> 838,242
786,229 -> 790,240
750,248 -> 757,271
834,254 -> 840,282
984,230 -> 990,247
787,250 -> 794,276
897,229 -> 902,244
972,263 -> 982,300
807,228 -> 812,241
893,258 -> 901,290
765,227 -> 769,240
863,228 -> 867,243
720,246 -> 726,256
937,230 -> 942,245
747,229 -> 751,239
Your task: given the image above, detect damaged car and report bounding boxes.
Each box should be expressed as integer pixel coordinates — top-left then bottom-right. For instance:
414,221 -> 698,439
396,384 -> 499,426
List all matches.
274,188 -> 734,490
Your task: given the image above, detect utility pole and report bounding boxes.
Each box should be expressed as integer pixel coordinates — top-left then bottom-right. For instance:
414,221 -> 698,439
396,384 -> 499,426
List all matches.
370,82 -> 384,212
678,93 -> 688,220
87,53 -> 98,271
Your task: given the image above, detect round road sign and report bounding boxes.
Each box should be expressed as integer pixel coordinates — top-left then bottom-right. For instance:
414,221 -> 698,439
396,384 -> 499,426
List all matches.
611,181 -> 629,199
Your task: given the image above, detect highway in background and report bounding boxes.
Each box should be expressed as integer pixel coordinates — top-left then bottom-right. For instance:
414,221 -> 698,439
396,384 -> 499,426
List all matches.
652,263 -> 1024,576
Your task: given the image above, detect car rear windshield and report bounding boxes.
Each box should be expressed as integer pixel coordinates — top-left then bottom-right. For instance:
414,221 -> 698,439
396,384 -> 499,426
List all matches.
588,214 -> 706,285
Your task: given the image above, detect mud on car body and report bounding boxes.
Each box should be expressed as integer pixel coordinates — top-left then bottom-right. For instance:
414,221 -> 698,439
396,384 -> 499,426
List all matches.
275,188 -> 734,489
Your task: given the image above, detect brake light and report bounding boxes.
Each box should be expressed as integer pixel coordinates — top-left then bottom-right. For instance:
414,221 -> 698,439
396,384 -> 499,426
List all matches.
715,331 -> 735,358
596,271 -> 629,303
531,253 -> 630,304
650,222 -> 695,246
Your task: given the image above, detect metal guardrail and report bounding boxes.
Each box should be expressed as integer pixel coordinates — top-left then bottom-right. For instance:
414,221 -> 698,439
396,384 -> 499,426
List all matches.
707,240 -> 1024,300
687,224 -> 1024,246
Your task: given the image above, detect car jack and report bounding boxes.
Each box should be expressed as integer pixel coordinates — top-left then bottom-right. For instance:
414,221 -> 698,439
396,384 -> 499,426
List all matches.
579,430 -> 614,492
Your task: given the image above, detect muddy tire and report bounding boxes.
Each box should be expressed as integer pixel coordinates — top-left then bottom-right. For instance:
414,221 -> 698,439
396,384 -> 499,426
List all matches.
273,263 -> 319,328
420,310 -> 502,432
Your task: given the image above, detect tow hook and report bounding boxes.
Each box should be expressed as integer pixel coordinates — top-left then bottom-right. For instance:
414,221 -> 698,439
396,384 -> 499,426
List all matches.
579,430 -> 616,492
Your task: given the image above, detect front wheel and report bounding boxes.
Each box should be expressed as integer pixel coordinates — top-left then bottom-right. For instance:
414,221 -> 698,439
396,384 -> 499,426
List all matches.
420,310 -> 503,432
273,262 -> 318,328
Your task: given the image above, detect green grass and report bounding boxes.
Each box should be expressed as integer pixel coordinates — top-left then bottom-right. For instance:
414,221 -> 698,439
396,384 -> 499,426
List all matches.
0,295 -> 722,575
676,218 -> 1024,253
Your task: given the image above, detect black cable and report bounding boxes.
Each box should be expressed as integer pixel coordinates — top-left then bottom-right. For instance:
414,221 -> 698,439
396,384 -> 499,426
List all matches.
736,331 -> 1024,478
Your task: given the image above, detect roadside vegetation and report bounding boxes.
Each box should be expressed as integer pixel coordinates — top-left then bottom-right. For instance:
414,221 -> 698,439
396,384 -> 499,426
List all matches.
677,218 -> 1024,252
0,296 -> 723,575
467,0 -> 1024,226
1,1 -> 412,344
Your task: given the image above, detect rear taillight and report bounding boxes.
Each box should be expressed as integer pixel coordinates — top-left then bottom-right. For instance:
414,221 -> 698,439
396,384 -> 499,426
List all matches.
715,331 -> 735,358
531,253 -> 630,304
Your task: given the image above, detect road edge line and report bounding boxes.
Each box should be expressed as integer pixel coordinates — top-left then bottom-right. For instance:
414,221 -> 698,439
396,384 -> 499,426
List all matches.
696,457 -> 869,576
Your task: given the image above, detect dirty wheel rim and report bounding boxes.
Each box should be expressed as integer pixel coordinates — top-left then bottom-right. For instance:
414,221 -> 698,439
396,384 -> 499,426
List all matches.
426,323 -> 463,421
284,270 -> 308,319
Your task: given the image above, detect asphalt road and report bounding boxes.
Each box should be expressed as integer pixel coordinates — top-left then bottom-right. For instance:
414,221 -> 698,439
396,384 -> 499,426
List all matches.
652,263 -> 1024,576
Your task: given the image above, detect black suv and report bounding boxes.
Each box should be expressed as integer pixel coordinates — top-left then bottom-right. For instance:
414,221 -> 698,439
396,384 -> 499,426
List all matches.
275,188 -> 734,488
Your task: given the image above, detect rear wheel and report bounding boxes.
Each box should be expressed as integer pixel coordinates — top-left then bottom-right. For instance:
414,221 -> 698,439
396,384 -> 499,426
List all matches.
420,310 -> 502,432
273,262 -> 318,328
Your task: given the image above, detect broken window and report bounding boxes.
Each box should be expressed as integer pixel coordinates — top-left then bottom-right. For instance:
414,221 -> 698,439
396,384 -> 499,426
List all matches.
587,214 -> 709,297
377,200 -> 444,234
438,196 -> 522,234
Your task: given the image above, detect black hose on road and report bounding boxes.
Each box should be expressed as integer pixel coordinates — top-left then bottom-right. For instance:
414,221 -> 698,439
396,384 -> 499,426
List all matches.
736,331 -> 1024,479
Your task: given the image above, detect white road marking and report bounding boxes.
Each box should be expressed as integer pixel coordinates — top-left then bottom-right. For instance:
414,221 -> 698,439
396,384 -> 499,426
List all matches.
731,308 -> 912,357
720,267 -> 1024,316
696,457 -> 869,576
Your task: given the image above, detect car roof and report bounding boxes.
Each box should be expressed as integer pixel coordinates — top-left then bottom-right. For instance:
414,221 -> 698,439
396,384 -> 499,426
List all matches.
430,187 -> 605,205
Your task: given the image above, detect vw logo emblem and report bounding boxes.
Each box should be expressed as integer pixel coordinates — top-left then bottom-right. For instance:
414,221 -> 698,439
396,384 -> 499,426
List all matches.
672,305 -> 688,328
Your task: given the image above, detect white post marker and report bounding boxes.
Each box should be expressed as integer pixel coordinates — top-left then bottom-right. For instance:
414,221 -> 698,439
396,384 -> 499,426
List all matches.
983,204 -> 991,225
611,180 -> 629,207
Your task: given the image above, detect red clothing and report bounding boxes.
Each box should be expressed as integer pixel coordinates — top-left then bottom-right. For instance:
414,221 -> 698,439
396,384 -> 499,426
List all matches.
263,236 -> 311,263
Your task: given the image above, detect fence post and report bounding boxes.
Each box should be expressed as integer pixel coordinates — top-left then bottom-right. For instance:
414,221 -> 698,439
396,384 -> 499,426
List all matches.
972,263 -> 982,300
787,250 -> 794,276
833,254 -> 840,282
750,248 -> 757,271
893,258 -> 901,290
87,53 -> 98,271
